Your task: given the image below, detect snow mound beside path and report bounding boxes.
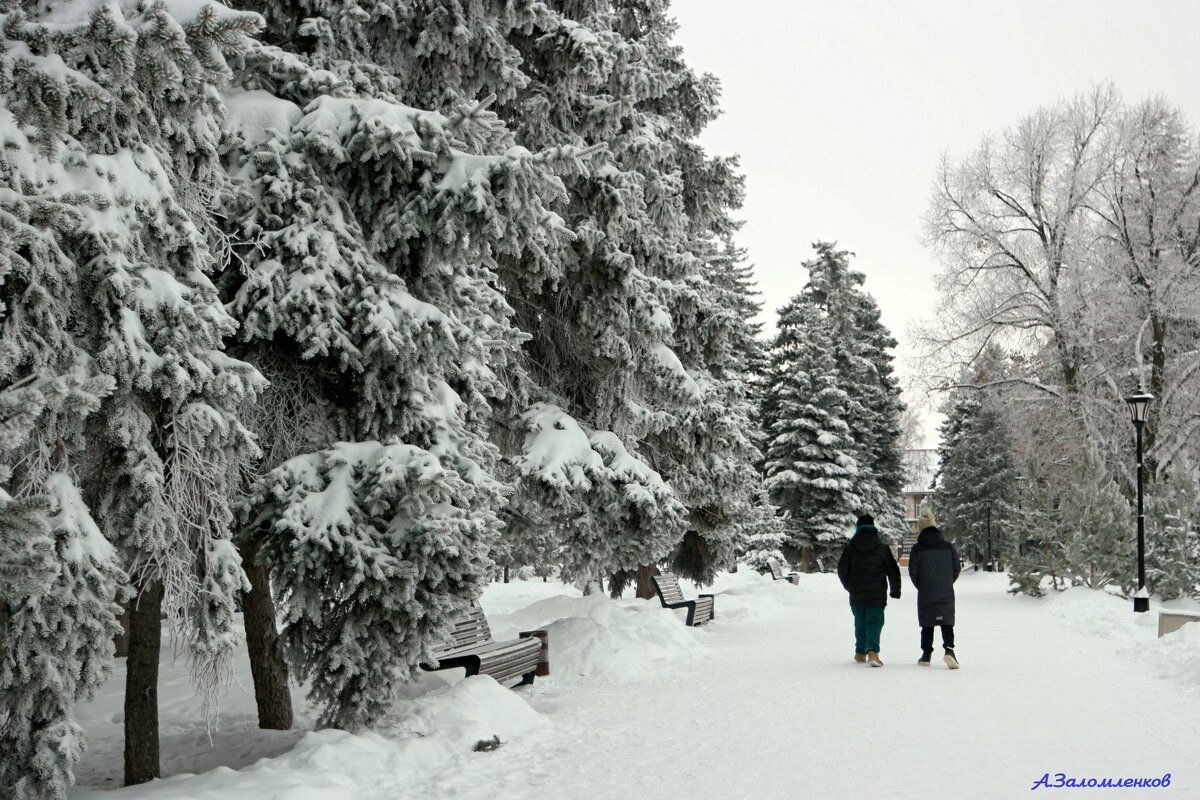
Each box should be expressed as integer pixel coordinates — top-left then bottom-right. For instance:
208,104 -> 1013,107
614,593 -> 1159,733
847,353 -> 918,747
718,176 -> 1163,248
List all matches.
1040,585 -> 1200,689
489,594 -> 703,682
71,677 -> 542,800
699,568 -> 828,623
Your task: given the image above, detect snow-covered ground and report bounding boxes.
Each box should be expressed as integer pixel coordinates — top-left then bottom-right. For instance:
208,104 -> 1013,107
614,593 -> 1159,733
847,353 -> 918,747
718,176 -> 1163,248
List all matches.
71,570 -> 1200,799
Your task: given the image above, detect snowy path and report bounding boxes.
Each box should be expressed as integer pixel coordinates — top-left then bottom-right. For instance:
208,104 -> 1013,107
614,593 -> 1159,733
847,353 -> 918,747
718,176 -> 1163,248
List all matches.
450,572 -> 1200,800
72,571 -> 1200,800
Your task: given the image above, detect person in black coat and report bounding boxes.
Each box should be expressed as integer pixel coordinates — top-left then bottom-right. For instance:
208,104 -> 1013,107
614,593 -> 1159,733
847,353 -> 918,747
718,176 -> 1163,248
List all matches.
837,513 -> 901,667
908,509 -> 962,669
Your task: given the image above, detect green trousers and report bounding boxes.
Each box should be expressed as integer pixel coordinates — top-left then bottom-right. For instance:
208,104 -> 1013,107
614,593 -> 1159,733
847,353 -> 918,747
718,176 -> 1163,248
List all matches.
852,606 -> 886,655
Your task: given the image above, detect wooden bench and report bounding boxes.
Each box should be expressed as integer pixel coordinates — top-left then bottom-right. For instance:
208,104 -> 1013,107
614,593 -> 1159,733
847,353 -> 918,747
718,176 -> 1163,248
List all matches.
767,559 -> 800,585
651,573 -> 715,626
1158,610 -> 1200,638
422,604 -> 549,687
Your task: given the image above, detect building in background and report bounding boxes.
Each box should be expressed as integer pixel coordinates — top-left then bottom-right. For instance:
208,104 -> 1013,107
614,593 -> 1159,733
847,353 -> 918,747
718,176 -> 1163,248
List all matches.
898,448 -> 938,565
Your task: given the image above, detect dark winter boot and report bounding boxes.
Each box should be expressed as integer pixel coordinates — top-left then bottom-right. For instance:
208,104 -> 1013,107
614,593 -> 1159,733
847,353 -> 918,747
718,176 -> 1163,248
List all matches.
944,649 -> 960,670
918,652 -> 932,666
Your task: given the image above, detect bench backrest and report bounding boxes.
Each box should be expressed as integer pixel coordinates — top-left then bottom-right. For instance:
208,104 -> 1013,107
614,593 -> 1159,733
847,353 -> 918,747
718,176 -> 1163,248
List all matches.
1158,610 -> 1200,638
445,604 -> 493,649
652,573 -> 685,604
768,560 -> 785,580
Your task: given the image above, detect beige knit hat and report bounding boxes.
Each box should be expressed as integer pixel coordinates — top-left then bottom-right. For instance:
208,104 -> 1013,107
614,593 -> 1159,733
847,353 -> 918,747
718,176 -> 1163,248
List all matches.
918,509 -> 937,529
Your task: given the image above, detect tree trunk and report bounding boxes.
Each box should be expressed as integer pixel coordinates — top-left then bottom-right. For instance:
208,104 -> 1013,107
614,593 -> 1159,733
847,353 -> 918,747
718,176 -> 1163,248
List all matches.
503,565 -> 510,584
240,539 -> 293,730
124,580 -> 163,786
579,574 -> 604,596
113,601 -> 132,658
634,564 -> 658,599
801,545 -> 812,574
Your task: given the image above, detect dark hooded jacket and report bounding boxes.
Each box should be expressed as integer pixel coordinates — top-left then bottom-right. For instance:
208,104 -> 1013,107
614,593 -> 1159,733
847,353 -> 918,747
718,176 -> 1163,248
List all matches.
837,524 -> 902,608
908,526 -> 961,626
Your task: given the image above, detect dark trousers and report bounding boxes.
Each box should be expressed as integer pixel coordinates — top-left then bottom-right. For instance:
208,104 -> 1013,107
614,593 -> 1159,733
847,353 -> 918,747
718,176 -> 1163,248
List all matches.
921,625 -> 955,653
852,606 -> 885,654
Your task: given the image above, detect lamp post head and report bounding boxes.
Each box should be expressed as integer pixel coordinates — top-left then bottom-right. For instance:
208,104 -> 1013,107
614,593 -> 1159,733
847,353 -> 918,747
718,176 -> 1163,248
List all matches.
1124,389 -> 1154,426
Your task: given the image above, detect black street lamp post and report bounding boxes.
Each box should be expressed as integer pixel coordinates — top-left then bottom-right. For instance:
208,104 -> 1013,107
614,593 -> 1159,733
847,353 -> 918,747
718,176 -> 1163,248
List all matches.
1124,389 -> 1154,613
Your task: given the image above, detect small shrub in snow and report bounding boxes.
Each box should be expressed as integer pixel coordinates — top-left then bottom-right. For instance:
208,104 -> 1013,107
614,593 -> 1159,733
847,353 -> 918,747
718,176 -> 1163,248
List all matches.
473,736 -> 503,752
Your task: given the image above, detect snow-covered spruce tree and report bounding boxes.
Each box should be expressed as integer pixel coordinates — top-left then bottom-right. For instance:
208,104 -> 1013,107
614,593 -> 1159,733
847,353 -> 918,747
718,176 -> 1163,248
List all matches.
239,0 -> 541,113
936,393 -> 1019,567
849,280 -> 905,527
409,1 -> 763,590
763,301 -> 862,570
705,239 -> 779,574
2,0 -> 265,783
1008,438 -> 1134,597
761,244 -> 905,569
737,486 -> 789,574
1146,464 -> 1200,600
798,243 -> 905,535
607,0 -> 762,585
221,26 -> 579,727
232,0 -> 762,595
488,0 -> 761,591
509,403 -> 686,590
292,0 -> 702,591
0,475 -> 124,800
708,237 -> 769,446
0,376 -> 121,800
1051,447 -> 1134,591
246,441 -> 500,730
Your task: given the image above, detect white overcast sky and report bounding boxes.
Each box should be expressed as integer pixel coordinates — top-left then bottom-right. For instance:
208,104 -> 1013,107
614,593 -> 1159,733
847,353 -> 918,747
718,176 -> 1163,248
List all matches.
672,0 -> 1200,438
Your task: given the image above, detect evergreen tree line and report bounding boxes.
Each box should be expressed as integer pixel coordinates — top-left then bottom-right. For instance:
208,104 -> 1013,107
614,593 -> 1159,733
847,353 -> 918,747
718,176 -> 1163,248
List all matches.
922,87 -> 1200,600
0,0 -> 782,795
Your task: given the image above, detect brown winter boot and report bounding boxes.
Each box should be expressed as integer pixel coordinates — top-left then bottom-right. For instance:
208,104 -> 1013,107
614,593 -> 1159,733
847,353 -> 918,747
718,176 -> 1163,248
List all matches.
854,654 -> 867,664
867,652 -> 883,667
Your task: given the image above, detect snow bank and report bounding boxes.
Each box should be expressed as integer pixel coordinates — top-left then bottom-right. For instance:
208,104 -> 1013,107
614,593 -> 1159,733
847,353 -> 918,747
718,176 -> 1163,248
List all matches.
72,677 -> 541,800
697,569 -> 819,623
488,594 -> 703,682
482,569 -> 823,683
1040,585 -> 1200,689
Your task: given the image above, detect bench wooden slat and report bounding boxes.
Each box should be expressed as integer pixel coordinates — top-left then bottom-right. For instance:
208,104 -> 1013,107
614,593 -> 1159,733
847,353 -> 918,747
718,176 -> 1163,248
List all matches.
479,650 -> 540,673
653,574 -> 686,603
423,603 -> 547,687
767,559 -> 800,586
434,637 -> 536,661
651,573 -> 716,626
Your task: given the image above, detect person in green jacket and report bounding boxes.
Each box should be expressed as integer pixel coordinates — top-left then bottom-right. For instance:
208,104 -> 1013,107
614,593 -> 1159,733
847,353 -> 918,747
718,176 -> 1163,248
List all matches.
837,514 -> 902,667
